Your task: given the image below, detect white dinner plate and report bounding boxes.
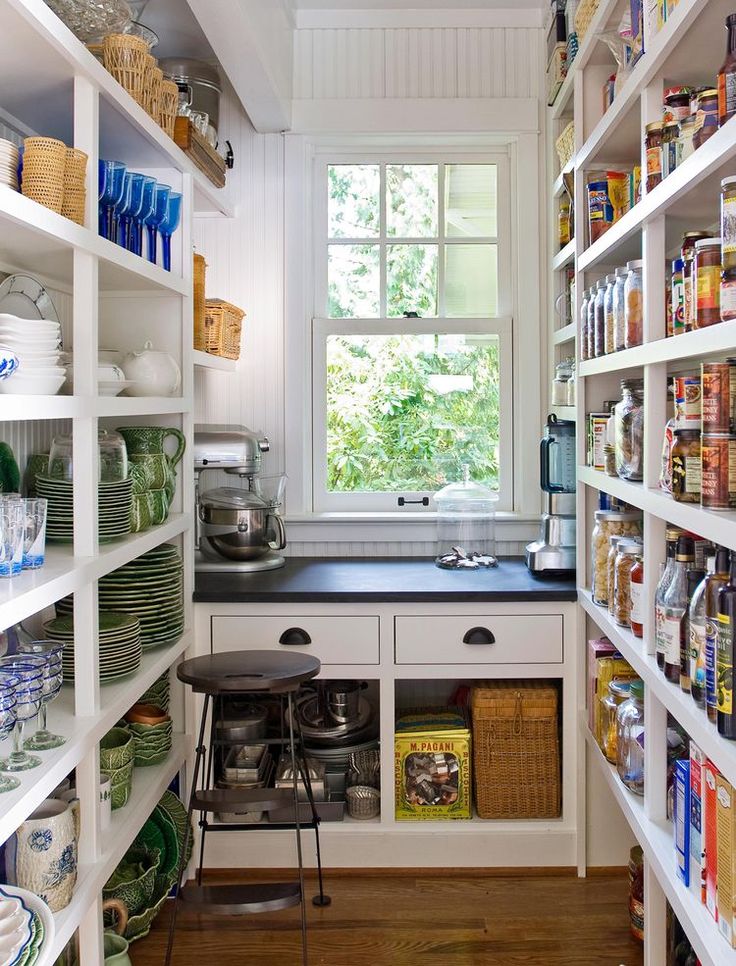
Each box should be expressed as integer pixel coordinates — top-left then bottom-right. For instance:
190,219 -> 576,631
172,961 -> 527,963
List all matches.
0,276 -> 59,325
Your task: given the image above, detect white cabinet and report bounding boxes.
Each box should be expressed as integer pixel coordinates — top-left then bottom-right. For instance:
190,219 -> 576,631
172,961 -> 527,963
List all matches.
211,615 -> 380,665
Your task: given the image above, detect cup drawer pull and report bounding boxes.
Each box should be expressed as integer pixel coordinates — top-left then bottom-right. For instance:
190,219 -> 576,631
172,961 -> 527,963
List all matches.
462,626 -> 496,645
279,627 -> 312,646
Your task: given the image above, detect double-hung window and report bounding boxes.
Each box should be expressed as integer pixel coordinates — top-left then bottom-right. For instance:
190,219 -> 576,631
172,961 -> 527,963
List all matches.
312,152 -> 513,513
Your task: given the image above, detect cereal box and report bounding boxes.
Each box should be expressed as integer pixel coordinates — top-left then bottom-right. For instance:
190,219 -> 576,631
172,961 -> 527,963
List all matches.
395,708 -> 471,821
704,758 -> 719,921
689,744 -> 706,903
717,773 -> 736,945
673,759 -> 690,886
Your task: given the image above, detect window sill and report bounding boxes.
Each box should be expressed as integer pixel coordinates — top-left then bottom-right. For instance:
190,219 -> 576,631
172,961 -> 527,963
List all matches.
284,512 -> 540,545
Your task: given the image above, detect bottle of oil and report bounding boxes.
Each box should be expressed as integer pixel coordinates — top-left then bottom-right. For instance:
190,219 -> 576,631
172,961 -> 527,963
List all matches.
689,557 -> 713,708
662,536 -> 695,685
680,568 -> 705,692
717,550 -> 736,740
706,546 -> 731,723
655,528 -> 684,670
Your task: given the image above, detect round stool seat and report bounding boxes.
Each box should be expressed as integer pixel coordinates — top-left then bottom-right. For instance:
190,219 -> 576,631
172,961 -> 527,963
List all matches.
177,649 -> 321,694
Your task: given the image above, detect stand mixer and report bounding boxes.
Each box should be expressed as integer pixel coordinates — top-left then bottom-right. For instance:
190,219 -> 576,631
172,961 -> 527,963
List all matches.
194,424 -> 287,573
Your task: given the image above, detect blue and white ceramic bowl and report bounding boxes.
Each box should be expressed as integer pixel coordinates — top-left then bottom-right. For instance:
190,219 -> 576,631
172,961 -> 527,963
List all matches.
0,347 -> 19,381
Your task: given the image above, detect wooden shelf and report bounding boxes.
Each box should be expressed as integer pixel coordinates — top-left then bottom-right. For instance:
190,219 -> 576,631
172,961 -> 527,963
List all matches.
193,350 -> 237,372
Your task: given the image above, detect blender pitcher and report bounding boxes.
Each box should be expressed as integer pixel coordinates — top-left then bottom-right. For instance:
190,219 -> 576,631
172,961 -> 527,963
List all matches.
540,415 -> 576,494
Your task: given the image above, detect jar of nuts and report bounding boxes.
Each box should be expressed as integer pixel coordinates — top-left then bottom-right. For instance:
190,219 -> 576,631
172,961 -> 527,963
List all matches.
614,538 -> 643,627
591,509 -> 644,606
607,535 -> 626,617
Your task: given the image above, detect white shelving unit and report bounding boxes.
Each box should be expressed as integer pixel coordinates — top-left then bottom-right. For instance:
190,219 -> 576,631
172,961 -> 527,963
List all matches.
549,0 -> 736,961
193,349 -> 237,372
0,0 -> 234,960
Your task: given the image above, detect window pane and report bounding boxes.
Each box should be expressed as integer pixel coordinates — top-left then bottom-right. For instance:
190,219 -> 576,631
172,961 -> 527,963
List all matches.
387,164 -> 438,237
445,164 -> 497,237
328,245 -> 380,317
387,244 -> 438,317
445,244 -> 497,316
328,164 -> 380,238
326,333 -> 500,492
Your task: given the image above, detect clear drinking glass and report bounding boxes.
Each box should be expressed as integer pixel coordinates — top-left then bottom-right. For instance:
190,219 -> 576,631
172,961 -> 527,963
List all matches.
18,642 -> 65,750
0,660 -> 44,771
22,498 -> 47,570
0,500 -> 25,577
0,686 -> 19,792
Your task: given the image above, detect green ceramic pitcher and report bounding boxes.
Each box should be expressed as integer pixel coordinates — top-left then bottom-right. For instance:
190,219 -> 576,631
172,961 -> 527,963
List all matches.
116,426 -> 185,505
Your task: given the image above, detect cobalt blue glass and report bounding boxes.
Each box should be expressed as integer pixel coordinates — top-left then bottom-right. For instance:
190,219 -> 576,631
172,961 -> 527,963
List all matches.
132,175 -> 157,257
158,191 -> 182,272
145,183 -> 171,265
98,160 -> 127,241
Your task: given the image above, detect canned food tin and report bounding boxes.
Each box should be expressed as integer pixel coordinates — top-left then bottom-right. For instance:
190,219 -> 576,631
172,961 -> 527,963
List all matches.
589,414 -> 609,470
702,433 -> 736,509
673,373 -> 701,428
702,361 -> 736,434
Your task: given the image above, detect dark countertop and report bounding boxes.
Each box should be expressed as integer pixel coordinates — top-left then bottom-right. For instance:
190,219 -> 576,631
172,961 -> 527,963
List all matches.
194,557 -> 577,604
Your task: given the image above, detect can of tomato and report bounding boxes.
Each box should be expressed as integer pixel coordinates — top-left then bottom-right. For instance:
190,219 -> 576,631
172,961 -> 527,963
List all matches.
702,433 -> 736,509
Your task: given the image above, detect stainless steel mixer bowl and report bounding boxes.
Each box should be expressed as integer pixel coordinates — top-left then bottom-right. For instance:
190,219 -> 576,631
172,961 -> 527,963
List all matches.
198,504 -> 286,561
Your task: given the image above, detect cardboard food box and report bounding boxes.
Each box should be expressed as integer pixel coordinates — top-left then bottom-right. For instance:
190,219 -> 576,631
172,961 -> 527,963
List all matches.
395,708 -> 471,821
717,773 -> 736,945
689,744 -> 706,903
704,758 -> 719,922
673,759 -> 690,886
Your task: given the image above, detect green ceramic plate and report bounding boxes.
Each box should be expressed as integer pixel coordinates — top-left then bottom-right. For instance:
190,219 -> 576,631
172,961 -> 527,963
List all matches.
45,613 -> 139,634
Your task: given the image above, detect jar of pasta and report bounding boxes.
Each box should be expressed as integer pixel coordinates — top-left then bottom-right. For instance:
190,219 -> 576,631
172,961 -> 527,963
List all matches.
614,379 -> 645,480
614,538 -> 643,627
601,679 -> 633,763
607,535 -> 625,617
624,261 -> 644,348
591,509 -> 643,605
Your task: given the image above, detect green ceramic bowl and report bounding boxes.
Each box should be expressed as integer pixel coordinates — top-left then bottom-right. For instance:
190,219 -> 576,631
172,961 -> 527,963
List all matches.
104,846 -> 161,917
100,727 -> 134,771
108,760 -> 134,810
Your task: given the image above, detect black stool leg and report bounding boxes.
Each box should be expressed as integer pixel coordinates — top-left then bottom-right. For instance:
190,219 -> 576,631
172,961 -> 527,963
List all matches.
165,692 -> 211,966
293,708 -> 330,907
287,691 -> 309,966
196,694 -> 218,886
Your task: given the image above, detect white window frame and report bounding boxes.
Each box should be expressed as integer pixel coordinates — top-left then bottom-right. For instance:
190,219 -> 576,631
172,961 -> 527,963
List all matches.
311,149 -> 514,513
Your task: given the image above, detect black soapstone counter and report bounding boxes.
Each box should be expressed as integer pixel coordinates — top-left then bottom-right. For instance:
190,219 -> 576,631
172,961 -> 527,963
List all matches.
193,557 -> 577,604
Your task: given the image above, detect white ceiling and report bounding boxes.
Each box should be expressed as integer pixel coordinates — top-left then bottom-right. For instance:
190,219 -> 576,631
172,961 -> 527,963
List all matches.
293,1 -> 546,7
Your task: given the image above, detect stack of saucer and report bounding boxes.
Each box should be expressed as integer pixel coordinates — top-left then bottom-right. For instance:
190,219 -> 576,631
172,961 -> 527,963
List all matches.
0,314 -> 64,395
36,476 -> 132,541
0,139 -> 20,191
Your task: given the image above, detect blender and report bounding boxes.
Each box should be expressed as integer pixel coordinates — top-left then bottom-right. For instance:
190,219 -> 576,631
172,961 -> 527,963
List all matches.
525,415 -> 576,577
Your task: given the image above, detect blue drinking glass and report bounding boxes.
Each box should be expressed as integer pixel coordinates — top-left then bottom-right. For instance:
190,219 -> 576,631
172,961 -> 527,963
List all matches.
113,173 -> 133,248
158,191 -> 182,272
132,176 -> 156,257
121,172 -> 145,252
98,160 -> 127,241
145,183 -> 171,265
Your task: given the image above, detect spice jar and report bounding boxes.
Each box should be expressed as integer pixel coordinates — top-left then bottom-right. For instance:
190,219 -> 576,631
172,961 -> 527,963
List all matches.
614,538 -> 642,627
601,679 -> 633,763
607,534 -> 625,617
722,176 -> 736,275
682,231 -> 710,331
678,114 -> 697,163
617,678 -> 645,796
645,122 -> 663,193
613,266 -> 627,351
614,378 -> 644,480
694,89 -> 719,149
662,121 -> 679,178
665,87 -> 692,123
694,237 -> 722,328
671,429 -> 702,503
624,260 -> 643,348
552,360 -> 572,405
630,555 -> 644,638
671,257 -> 685,335
591,509 -> 643,605
604,274 -> 616,354
594,279 -> 606,358
579,289 -> 591,361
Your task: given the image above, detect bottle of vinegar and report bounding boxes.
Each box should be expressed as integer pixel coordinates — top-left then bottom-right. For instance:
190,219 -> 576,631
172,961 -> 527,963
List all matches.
717,550 -> 736,740
706,546 -> 731,723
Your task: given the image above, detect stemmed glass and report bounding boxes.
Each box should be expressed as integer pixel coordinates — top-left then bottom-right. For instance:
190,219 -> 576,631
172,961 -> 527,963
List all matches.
112,172 -> 133,248
0,659 -> 44,771
0,684 -> 19,792
144,183 -> 171,264
120,172 -> 145,251
131,175 -> 156,257
98,160 -> 127,241
18,642 -> 65,750
158,191 -> 182,272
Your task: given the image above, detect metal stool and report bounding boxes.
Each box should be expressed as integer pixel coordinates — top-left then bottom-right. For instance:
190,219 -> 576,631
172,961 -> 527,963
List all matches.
165,650 -> 331,966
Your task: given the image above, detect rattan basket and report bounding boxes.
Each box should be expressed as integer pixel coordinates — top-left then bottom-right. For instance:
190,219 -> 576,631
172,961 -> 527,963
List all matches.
203,298 -> 245,360
574,0 -> 600,42
144,64 -> 163,118
159,79 -> 179,138
103,34 -> 148,106
555,120 -> 575,171
471,680 -> 560,819
21,137 -> 66,213
193,254 -> 207,351
61,147 -> 88,225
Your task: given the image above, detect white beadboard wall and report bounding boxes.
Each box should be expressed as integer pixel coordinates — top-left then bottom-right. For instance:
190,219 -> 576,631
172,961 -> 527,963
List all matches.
293,27 -> 542,101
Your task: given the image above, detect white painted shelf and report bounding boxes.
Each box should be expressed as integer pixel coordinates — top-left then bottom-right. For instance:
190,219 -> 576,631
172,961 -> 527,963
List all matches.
193,350 -> 237,372
552,322 -> 576,346
584,726 -> 736,966
552,239 -> 575,271
550,405 -> 576,421
550,0 -> 621,121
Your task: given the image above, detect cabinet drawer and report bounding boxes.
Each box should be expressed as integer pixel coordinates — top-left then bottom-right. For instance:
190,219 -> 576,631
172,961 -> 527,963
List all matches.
211,615 -> 380,665
394,614 -> 563,665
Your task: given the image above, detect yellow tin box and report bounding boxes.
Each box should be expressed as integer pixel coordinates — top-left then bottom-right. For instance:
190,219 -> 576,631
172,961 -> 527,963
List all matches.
394,718 -> 472,821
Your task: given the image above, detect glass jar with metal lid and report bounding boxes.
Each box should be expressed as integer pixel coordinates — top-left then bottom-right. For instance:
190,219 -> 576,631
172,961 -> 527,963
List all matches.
722,177 -> 736,273
552,359 -> 573,405
604,274 -> 616,354
671,429 -> 702,502
694,89 -> 719,148
594,279 -> 606,357
682,231 -> 710,331
617,679 -> 645,796
624,261 -> 644,349
591,509 -> 643,605
613,266 -> 627,351
614,538 -> 643,626
678,114 -> 698,163
607,534 -> 626,616
614,379 -> 645,480
602,678 -> 633,763
645,122 -> 663,192
694,237 -> 722,329
580,289 -> 591,361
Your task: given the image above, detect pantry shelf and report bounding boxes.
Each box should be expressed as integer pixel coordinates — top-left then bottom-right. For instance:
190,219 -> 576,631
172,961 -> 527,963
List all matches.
552,323 -> 576,346
552,239 -> 575,271
584,726 -> 736,966
193,350 -> 237,372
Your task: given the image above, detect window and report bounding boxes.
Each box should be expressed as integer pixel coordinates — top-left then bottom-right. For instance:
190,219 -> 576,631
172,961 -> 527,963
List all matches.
312,153 -> 513,513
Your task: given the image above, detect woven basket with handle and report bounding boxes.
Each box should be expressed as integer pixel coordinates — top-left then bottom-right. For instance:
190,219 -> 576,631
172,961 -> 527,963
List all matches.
193,254 -> 207,351
471,680 -> 560,819
203,298 -> 245,360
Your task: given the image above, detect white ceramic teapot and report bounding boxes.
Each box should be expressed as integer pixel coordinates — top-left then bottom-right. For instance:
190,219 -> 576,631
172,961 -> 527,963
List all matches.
122,341 -> 181,397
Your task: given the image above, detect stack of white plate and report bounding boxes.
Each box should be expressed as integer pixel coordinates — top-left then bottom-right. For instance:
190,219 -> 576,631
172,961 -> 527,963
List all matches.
0,138 -> 19,191
0,313 -> 64,395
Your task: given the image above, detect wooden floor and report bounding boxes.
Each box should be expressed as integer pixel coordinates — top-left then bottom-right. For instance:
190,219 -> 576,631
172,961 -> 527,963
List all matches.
132,870 -> 644,966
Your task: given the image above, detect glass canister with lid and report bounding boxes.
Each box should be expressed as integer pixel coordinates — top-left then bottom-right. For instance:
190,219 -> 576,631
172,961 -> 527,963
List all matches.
552,360 -> 573,406
614,379 -> 645,480
434,465 -> 499,569
591,509 -> 643,605
624,261 -> 644,348
580,289 -> 591,361
693,237 -> 722,329
602,678 -> 633,763
587,286 -> 597,360
617,678 -> 645,796
594,279 -> 606,357
613,267 -> 627,351
614,537 -> 643,626
682,230 -> 710,331
607,534 -> 626,616
604,274 -> 616,354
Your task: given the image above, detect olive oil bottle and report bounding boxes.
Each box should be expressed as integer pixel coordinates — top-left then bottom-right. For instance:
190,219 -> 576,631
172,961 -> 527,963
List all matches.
706,546 -> 731,723
716,550 -> 736,740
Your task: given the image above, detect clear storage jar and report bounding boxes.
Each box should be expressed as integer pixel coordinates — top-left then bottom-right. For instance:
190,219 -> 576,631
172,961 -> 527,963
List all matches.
601,678 -> 633,763
614,538 -> 643,627
591,509 -> 643,606
604,274 -> 616,354
617,678 -> 645,796
434,465 -> 498,569
614,379 -> 645,480
613,267 -> 627,352
624,260 -> 644,348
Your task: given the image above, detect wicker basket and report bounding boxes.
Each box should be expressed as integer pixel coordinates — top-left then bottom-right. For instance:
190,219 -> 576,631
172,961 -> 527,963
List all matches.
203,298 -> 245,360
574,0 -> 600,42
21,137 -> 66,213
193,254 -> 207,351
555,120 -> 575,172
60,147 -> 88,225
471,680 -> 560,819
159,79 -> 179,138
103,34 -> 149,106
145,64 -> 163,118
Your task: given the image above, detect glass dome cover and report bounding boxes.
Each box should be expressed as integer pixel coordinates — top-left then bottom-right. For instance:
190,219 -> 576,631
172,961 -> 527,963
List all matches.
434,465 -> 498,569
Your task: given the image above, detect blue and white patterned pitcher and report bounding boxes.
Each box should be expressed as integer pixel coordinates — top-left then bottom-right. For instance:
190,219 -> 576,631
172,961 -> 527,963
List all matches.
5,797 -> 79,912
